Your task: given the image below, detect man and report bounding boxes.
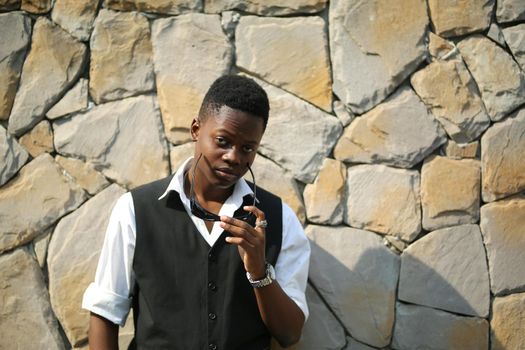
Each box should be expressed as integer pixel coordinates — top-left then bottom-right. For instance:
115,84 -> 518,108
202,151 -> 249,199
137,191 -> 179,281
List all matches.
82,75 -> 310,349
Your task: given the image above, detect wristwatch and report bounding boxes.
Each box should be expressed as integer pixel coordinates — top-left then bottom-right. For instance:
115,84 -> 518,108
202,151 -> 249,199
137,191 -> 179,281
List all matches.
246,262 -> 275,288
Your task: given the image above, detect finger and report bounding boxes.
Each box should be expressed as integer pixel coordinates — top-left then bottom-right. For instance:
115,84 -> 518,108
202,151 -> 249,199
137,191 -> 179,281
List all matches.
224,236 -> 255,249
220,220 -> 259,245
243,206 -> 265,221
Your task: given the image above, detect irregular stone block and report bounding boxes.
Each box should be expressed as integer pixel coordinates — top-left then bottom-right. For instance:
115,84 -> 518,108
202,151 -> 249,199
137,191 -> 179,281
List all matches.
0,124 -> 29,186
104,0 -> 202,14
334,86 -> 446,169
54,95 -> 169,189
487,23 -> 507,47
0,248 -> 65,350
205,0 -> 327,15
51,0 -> 99,41
33,228 -> 52,268
458,35 -> 525,122
344,338 -> 377,350
428,0 -> 494,37
496,0 -> 525,23
304,158 -> 345,225
421,156 -> 480,231
443,140 -> 479,159
502,24 -> 525,72
46,78 -> 88,120
0,0 -> 20,10
19,119 -> 54,157
0,154 -> 87,252
481,108 -> 525,202
345,164 -> 421,242
411,58 -> 490,143
333,100 -> 354,127
236,16 -> 332,111
307,225 -> 399,348
90,9 -> 155,104
480,196 -> 525,295
329,0 -> 428,114
254,78 -> 342,183
428,32 -> 457,61
21,0 -> 52,13
0,12 -> 31,121
491,293 -> 525,350
392,302 -> 489,350
55,155 -> 110,195
47,184 -> 126,346
169,142 -> 194,172
8,17 -> 87,136
151,14 -> 232,144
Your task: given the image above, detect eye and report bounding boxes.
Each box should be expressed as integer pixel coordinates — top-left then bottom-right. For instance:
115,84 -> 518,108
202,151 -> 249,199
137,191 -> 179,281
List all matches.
215,137 -> 228,147
242,145 -> 255,153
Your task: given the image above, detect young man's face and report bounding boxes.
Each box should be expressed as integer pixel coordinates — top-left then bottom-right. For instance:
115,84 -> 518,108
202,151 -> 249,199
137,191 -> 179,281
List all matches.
191,105 -> 265,189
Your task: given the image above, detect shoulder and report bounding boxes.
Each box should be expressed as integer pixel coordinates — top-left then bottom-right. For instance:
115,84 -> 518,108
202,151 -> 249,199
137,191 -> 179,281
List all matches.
131,174 -> 174,198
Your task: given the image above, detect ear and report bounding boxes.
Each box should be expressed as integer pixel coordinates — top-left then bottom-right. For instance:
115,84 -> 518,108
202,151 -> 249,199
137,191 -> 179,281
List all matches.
190,118 -> 200,142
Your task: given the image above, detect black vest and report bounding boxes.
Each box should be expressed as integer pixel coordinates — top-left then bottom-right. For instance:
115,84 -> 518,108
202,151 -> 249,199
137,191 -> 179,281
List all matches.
129,175 -> 282,350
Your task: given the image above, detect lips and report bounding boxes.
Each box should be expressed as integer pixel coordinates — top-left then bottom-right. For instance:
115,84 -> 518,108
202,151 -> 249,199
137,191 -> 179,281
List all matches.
214,167 -> 239,182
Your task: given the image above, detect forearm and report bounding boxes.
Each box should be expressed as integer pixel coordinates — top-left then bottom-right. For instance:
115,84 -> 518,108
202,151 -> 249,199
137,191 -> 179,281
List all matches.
88,313 -> 119,350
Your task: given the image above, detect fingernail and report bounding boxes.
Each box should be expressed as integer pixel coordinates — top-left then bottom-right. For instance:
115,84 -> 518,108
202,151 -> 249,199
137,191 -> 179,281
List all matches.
219,222 -> 226,228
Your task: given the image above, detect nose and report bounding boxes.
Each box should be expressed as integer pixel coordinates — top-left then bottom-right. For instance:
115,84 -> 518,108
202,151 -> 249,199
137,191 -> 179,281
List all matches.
223,147 -> 242,165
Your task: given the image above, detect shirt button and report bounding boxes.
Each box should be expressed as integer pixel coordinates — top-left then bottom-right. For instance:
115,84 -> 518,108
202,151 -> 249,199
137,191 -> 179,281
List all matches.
209,344 -> 217,350
208,312 -> 217,320
208,282 -> 217,291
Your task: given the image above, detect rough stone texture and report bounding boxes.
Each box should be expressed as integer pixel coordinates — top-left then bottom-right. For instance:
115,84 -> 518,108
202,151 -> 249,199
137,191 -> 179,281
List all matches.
491,293 -> 525,350
21,0 -> 51,13
205,0 -> 327,15
51,0 -> 99,41
303,158 -> 345,225
481,108 -> 525,202
399,224 -> 490,317
480,196 -> 525,295
411,58 -> 490,143
487,24 -> 507,47
220,10 -> 240,40
0,12 -> 31,121
428,0 -> 494,38
0,0 -> 20,10
502,24 -> 525,72
54,95 -> 169,189
0,124 -> 29,186
33,228 -> 52,268
169,142 -> 194,172
255,78 -> 342,184
392,302 -> 489,350
47,184 -> 126,346
18,119 -> 54,157
307,225 -> 399,348
8,17 -> 87,136
330,0 -> 428,114
334,86 -> 446,169
344,338 -> 377,350
428,32 -> 458,61
46,78 -> 88,120
56,155 -> 110,195
90,9 -> 155,104
458,35 -> 525,122
0,154 -> 87,252
236,16 -> 332,111
151,14 -> 232,144
0,248 -> 65,350
496,0 -> 525,23
333,100 -> 354,127
345,164 -> 421,242
443,140 -> 479,159
421,156 -> 480,231
104,0 -> 202,14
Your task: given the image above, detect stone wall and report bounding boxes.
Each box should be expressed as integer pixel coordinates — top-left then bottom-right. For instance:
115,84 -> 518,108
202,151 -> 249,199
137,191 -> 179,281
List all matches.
1,0 -> 524,349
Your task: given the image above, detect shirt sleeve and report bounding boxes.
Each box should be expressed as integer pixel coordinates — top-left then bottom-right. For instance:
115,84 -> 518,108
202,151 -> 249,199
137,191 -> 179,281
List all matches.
274,202 -> 311,321
81,192 -> 136,327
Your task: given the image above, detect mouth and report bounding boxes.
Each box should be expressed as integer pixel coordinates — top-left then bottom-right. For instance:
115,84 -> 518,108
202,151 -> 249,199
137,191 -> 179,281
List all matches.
214,167 -> 239,182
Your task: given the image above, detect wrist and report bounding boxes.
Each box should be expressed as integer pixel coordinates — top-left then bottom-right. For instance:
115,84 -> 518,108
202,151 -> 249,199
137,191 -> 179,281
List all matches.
246,262 -> 275,288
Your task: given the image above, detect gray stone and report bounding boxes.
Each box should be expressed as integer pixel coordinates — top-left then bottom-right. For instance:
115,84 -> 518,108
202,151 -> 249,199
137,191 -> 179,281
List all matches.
496,0 -> 525,23
54,95 -> 169,189
480,196 -> 525,295
330,0 -> 428,114
0,248 -> 65,350
334,86 -> 446,168
220,11 -> 240,40
0,154 -> 87,253
33,228 -> 52,268
0,124 -> 29,186
169,142 -> 194,173
502,24 -> 525,72
333,100 -> 354,127
0,12 -> 31,121
51,0 -> 99,41
151,14 -> 232,144
442,140 -> 479,159
21,0 -> 52,13
90,9 -> 155,104
427,0 -> 494,37
47,78 -> 88,120
47,184 -> 126,347
205,0 -> 327,15
8,17 -> 87,136
345,164 -> 421,242
56,155 -> 110,196
344,338 -> 377,350
18,119 -> 54,157
104,0 -> 202,14
392,302 -> 489,350
458,35 -> 525,122
487,23 -> 507,47
307,225 -> 399,348
491,293 -> 525,350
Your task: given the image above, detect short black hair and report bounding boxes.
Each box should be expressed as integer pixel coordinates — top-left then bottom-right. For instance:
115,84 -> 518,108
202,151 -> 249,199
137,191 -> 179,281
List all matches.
198,75 -> 270,129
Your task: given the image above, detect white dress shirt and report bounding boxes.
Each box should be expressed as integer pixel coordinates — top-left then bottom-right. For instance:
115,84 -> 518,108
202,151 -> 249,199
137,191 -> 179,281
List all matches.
82,158 -> 310,326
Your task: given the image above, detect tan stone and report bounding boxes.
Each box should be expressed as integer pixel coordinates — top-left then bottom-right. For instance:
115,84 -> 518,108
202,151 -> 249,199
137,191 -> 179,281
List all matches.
19,119 -> 54,157
52,0 -> 99,41
205,0 -> 327,15
411,58 -> 490,143
428,0 -> 494,37
169,142 -> 194,172
421,156 -> 480,231
21,0 -> 52,13
480,196 -> 525,295
33,228 -> 52,268
90,9 -> 155,104
303,158 -> 345,225
428,32 -> 458,61
236,16 -> 332,111
0,154 -> 87,253
8,17 -> 87,136
481,108 -> 525,202
502,24 -> 525,72
0,0 -> 20,10
56,155 -> 110,195
491,293 -> 525,350
47,78 -> 88,120
487,24 -> 507,47
333,100 -> 354,127
0,124 -> 29,186
496,0 -> 525,23
443,140 -> 479,159
104,0 -> 202,14
0,248 -> 65,349
151,14 -> 232,144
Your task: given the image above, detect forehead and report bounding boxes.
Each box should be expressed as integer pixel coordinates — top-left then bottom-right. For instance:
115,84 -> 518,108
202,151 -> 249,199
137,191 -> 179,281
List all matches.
202,105 -> 265,139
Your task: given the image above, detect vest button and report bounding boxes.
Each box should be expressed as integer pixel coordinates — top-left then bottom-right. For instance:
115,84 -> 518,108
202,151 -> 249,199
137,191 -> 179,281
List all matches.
209,344 -> 217,350
208,281 -> 217,291
208,312 -> 217,320
208,252 -> 215,261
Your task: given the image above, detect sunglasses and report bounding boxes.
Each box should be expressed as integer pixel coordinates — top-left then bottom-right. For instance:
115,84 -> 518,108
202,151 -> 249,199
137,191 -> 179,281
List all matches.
189,154 -> 257,222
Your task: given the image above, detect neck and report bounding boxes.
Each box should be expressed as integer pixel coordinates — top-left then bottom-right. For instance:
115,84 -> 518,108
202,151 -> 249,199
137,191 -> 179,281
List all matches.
184,162 -> 233,206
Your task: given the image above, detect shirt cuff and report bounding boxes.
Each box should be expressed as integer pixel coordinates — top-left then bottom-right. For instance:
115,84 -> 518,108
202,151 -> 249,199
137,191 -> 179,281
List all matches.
82,283 -> 132,327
